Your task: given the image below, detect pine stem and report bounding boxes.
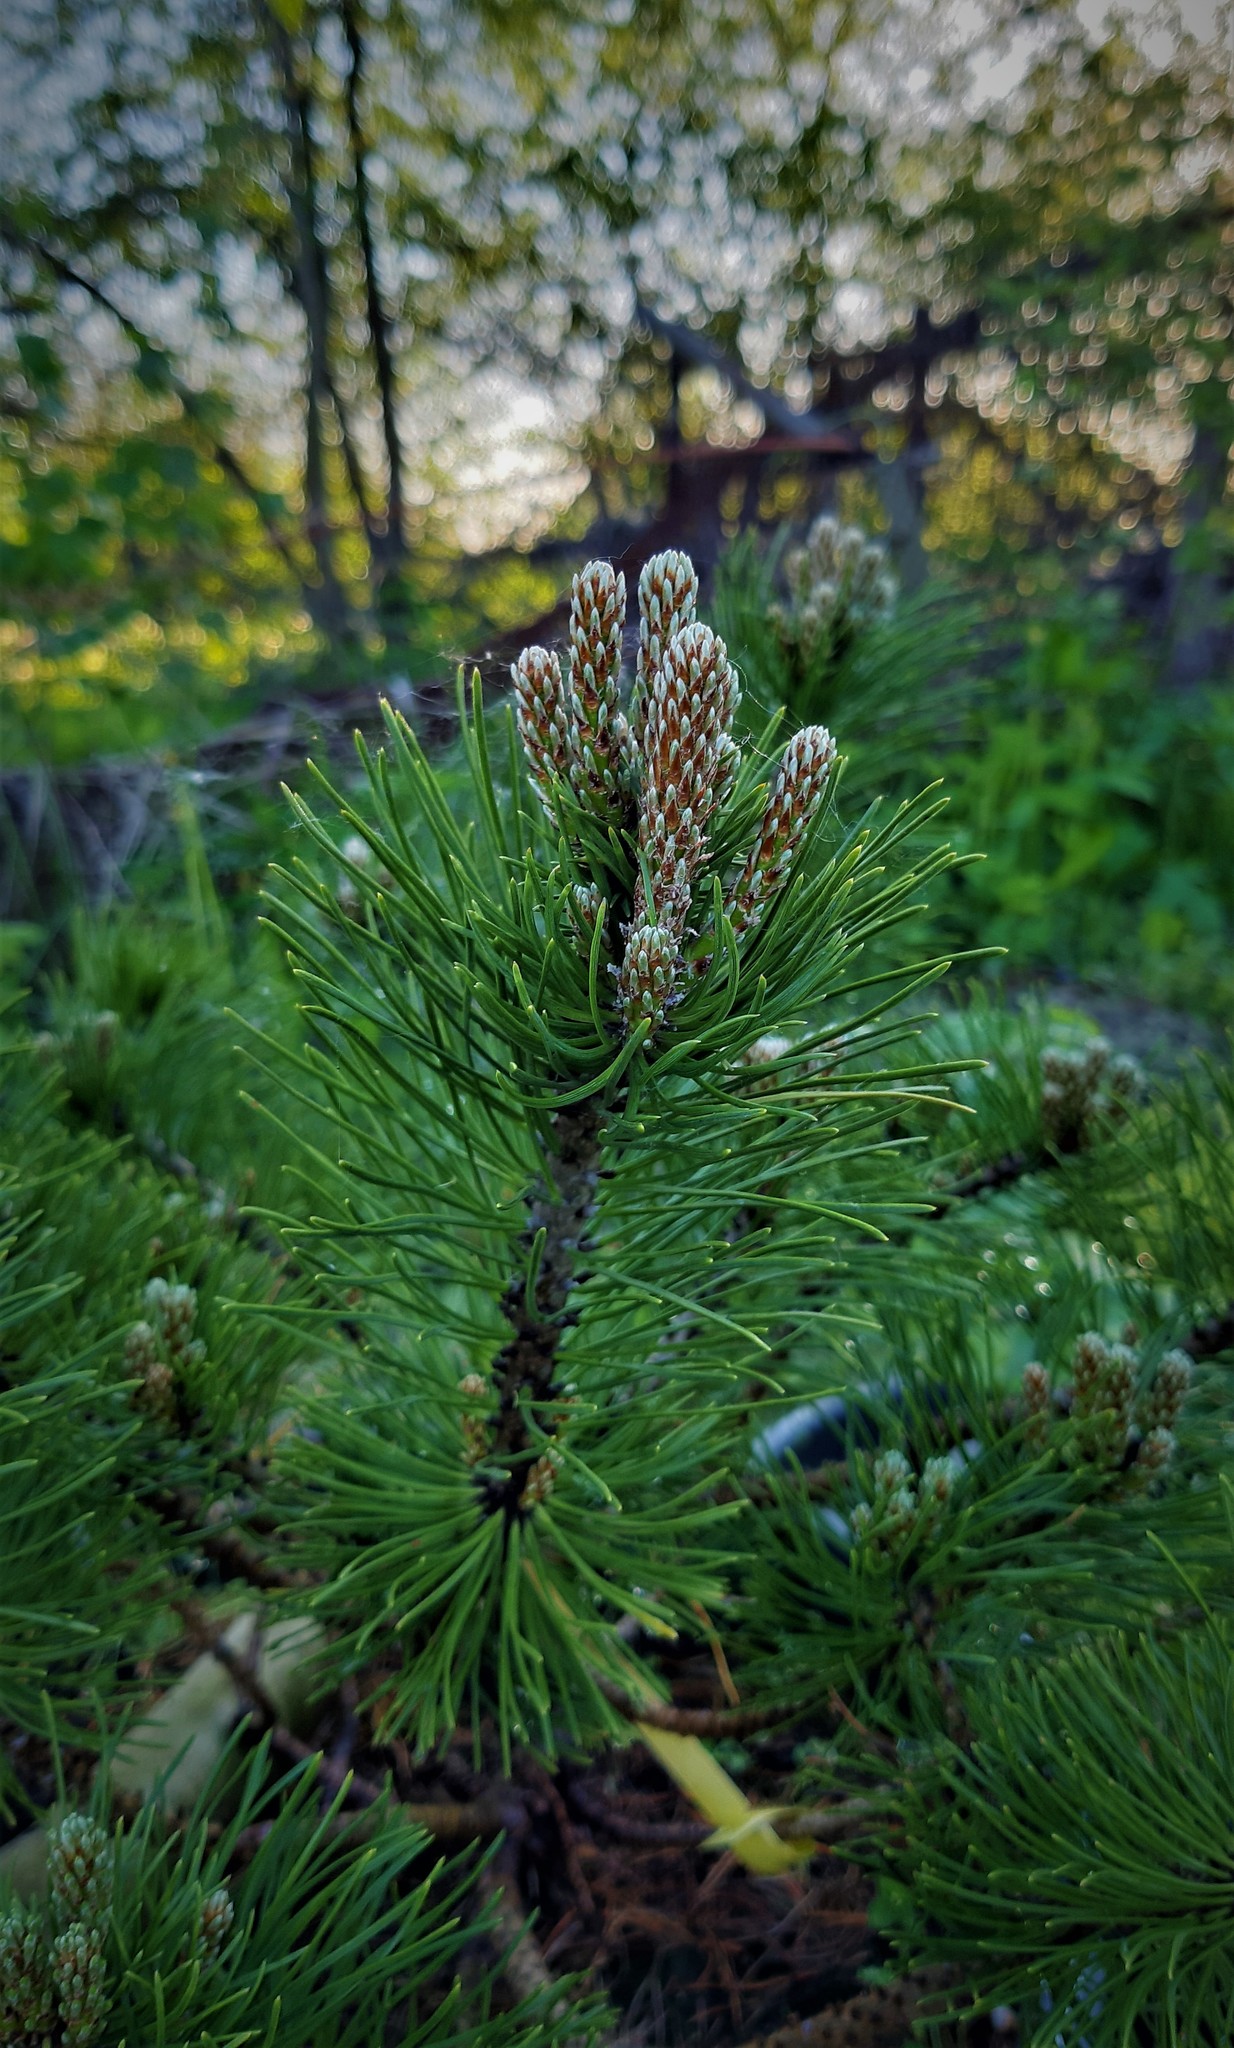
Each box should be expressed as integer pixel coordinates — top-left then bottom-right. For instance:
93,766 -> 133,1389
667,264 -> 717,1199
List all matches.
484,1101 -> 602,1513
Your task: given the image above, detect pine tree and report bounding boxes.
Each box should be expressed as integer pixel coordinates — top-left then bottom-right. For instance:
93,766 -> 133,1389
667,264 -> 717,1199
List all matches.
261,549 -> 962,1765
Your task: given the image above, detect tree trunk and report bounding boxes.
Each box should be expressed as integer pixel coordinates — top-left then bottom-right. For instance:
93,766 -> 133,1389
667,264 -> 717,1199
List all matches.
341,0 -> 409,584
872,447 -> 929,593
1166,420 -> 1230,688
265,7 -> 360,641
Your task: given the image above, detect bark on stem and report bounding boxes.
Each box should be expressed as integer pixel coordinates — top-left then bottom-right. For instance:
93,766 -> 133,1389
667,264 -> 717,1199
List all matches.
484,1102 -> 602,1517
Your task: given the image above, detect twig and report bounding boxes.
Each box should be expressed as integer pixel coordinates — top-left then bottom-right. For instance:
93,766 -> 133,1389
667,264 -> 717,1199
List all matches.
266,1726 -> 526,1844
141,1603 -> 519,1853
598,1683 -> 791,1738
485,1101 -> 602,1514
772,1800 -> 876,1844
154,1486 -> 307,1591
477,1865 -> 562,2006
327,1678 -> 359,1778
216,1643 -> 280,1727
567,1780 -> 710,1848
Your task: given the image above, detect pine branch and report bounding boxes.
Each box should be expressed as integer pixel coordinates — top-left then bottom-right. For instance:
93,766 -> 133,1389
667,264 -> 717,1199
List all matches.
597,1686 -> 790,1738
476,1863 -> 571,2023
565,1782 -> 711,1848
484,1100 -> 602,1513
192,1509 -> 308,1593
267,1725 -> 523,1844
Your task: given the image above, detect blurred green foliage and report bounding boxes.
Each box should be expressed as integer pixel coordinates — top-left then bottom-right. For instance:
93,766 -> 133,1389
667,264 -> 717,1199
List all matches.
715,530 -> 1234,1023
936,588 -> 1234,1016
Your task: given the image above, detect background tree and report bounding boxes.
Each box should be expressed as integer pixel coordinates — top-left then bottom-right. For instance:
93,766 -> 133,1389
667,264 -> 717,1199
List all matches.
2,0 -> 1231,710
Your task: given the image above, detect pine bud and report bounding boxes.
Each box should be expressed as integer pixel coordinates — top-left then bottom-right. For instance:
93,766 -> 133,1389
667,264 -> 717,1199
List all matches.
198,1885 -> 234,1967
726,724 -> 836,940
637,622 -> 741,932
790,516 -> 840,592
48,1816 -> 114,1931
1022,1360 -> 1052,1446
1136,1426 -> 1176,1476
1,1909 -> 55,2035
1142,1350 -> 1192,1433
124,1319 -> 159,1377
885,1486 -> 917,1537
796,586 -> 839,663
1040,1077 -> 1065,1136
513,645 -> 575,812
518,1450 -> 561,1511
568,560 -> 629,805
568,561 -> 626,729
633,549 -> 698,748
1072,1338 -> 1137,1465
51,1922 -> 109,2047
1070,1331 -> 1109,1416
918,1456 -> 953,1513
567,882 -> 605,951
781,517 -> 896,660
872,1449 -> 912,1500
458,1373 -> 491,1467
134,1356 -> 176,1422
1022,1360 -> 1051,1411
1040,1037 -> 1126,1147
1102,1343 -> 1137,1429
616,920 -> 679,1039
144,1278 -> 200,1364
1041,1046 -> 1092,1148
847,539 -> 896,625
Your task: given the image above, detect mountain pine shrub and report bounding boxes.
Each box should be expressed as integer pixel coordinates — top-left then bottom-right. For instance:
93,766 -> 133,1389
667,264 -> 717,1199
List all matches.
1,534 -> 1232,2045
